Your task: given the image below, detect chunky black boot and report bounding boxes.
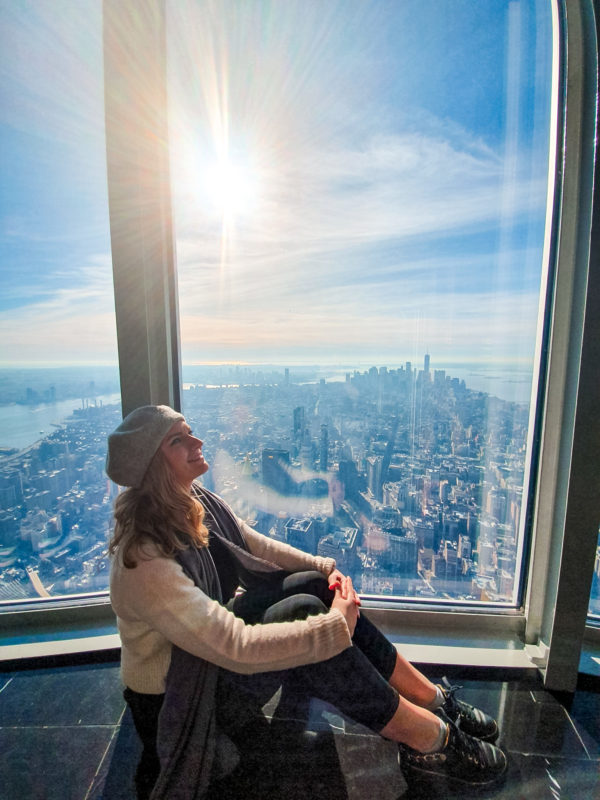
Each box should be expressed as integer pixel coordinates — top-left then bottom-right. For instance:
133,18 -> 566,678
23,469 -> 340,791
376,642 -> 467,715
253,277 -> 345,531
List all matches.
398,720 -> 507,792
437,676 -> 499,743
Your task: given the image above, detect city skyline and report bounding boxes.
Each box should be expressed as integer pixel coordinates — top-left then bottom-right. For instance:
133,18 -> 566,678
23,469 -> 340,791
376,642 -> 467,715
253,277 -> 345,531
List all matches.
0,359 -> 530,605
0,356 -> 597,617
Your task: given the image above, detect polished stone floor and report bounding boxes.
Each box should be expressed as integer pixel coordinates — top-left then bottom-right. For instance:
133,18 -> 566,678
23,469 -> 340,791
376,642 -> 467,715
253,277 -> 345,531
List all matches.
0,656 -> 598,800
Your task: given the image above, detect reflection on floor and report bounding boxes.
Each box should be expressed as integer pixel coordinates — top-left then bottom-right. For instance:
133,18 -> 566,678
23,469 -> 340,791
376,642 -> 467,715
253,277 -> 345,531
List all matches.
0,656 -> 598,800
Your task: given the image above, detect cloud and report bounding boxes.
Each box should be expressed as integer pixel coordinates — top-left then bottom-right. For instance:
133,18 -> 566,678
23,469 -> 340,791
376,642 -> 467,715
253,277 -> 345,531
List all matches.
0,259 -> 118,364
174,127 -> 545,299
180,285 -> 539,365
175,126 -> 541,253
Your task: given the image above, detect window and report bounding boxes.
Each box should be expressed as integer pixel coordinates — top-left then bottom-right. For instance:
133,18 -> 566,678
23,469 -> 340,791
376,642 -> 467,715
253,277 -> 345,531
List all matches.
168,0 -> 555,605
0,0 -> 119,603
0,0 -> 596,693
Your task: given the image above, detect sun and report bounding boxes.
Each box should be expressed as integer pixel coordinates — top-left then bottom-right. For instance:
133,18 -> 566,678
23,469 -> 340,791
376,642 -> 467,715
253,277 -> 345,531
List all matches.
203,158 -> 260,218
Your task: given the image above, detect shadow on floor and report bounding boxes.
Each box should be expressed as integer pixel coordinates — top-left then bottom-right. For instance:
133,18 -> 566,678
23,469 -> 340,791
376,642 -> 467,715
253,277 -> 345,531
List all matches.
98,691 -> 404,800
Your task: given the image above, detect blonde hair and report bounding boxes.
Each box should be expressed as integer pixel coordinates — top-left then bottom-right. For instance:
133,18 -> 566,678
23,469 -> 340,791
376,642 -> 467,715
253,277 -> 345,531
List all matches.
109,447 -> 209,569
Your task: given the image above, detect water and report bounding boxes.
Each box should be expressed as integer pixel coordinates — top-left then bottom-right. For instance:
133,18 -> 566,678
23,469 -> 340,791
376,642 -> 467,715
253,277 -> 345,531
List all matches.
0,394 -> 121,451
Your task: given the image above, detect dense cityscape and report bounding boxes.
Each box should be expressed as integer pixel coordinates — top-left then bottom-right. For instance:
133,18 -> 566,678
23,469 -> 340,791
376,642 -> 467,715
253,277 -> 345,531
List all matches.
0,360 -> 598,611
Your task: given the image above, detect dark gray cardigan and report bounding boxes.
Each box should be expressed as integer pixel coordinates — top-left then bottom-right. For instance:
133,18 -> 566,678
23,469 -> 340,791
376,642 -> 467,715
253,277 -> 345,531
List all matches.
149,485 -> 286,799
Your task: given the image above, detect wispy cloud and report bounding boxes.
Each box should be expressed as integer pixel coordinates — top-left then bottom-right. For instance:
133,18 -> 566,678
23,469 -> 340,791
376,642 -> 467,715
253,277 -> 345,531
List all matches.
0,260 -> 117,364
174,116 -> 546,366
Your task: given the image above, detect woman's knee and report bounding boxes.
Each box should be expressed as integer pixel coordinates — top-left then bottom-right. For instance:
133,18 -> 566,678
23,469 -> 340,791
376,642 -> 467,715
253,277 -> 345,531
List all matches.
262,593 -> 328,623
282,570 -> 332,605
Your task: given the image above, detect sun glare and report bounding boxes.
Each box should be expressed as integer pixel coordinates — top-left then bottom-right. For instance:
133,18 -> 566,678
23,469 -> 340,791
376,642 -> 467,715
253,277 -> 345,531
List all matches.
203,159 -> 260,218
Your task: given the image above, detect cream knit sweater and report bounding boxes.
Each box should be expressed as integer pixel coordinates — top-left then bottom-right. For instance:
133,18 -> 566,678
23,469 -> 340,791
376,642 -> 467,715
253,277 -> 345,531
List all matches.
110,518 -> 352,694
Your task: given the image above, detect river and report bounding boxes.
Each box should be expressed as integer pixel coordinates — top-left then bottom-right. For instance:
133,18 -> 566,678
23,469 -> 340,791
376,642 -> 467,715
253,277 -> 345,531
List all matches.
0,394 -> 121,451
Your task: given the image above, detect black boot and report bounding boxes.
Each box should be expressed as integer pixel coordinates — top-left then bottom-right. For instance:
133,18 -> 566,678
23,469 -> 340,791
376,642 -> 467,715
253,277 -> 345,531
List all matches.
437,676 -> 499,742
398,719 -> 507,792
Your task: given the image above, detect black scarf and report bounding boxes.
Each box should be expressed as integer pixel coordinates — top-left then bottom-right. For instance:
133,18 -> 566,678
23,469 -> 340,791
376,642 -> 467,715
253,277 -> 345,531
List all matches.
149,486 -> 286,799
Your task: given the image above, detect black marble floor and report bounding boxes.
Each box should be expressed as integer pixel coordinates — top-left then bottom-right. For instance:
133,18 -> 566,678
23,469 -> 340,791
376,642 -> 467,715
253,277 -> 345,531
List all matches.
0,656 -> 598,800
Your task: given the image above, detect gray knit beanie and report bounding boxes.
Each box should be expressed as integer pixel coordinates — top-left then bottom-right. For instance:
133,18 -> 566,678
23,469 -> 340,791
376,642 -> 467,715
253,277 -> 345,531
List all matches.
106,405 -> 185,487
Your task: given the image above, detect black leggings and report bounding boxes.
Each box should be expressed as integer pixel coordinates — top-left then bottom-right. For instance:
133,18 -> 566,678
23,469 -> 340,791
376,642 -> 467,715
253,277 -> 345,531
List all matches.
124,571 -> 399,798
223,570 -> 399,732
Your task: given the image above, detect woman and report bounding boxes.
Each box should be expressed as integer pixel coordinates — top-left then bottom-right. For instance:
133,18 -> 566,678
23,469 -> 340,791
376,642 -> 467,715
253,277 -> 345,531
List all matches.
107,405 -> 506,799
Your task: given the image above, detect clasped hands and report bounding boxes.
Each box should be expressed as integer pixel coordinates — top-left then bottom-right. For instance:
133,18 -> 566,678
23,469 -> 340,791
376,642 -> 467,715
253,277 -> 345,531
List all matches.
328,569 -> 361,635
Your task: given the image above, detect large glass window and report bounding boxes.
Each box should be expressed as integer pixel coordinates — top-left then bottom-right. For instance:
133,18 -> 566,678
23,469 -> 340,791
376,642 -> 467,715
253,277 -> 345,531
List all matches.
0,1 -> 119,603
168,0 -> 555,605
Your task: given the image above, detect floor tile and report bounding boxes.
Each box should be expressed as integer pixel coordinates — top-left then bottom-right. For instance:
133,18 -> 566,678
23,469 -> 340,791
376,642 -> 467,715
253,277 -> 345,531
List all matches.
1,658 -> 598,800
204,725 -> 350,800
500,686 -> 588,757
507,754 -> 600,800
0,725 -> 115,800
484,753 -> 600,800
0,663 -> 124,727
88,721 -> 140,800
334,732 -> 406,800
568,684 -> 600,758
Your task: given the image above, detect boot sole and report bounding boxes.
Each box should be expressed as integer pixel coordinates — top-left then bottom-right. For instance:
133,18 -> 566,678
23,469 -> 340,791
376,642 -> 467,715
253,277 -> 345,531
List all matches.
399,753 -> 508,793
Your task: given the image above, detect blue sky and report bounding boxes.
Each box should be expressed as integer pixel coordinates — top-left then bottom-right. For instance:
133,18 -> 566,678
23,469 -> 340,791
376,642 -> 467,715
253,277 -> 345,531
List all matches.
0,0 -> 553,371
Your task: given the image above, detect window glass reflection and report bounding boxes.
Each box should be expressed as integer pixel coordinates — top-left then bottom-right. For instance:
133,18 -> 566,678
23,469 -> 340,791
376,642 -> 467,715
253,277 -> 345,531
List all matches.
169,0 -> 554,604
0,0 -> 119,602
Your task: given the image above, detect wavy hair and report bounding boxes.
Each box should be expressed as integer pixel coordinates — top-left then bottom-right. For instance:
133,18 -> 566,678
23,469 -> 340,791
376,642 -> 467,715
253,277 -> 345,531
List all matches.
109,447 -> 209,569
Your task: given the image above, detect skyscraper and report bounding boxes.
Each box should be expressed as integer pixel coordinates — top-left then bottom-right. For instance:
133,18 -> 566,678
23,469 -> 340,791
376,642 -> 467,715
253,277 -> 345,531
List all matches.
262,449 -> 294,495
293,406 -> 305,439
319,424 -> 328,472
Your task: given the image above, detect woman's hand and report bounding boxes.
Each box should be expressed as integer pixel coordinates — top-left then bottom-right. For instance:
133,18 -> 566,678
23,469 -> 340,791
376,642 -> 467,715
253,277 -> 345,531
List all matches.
330,575 -> 360,637
328,568 -> 346,589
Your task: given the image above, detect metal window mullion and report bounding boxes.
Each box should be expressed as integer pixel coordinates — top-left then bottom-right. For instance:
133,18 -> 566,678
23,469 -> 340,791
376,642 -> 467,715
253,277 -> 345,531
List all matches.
104,0 -> 181,417
525,0 -> 600,692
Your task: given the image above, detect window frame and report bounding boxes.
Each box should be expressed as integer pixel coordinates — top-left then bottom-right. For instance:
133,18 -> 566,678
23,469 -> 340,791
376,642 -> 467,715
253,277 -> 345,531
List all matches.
1,0 -> 598,693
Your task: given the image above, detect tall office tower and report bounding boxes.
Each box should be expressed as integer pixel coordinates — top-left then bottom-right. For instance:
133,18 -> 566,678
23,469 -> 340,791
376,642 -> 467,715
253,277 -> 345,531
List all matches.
0,471 -> 24,508
0,510 -> 19,547
338,459 -> 359,500
458,534 -> 472,560
487,488 -> 508,522
262,448 -> 294,495
388,532 -> 418,575
478,541 -> 496,575
319,424 -> 328,471
293,406 -> 305,439
424,353 -> 430,374
284,367 -> 290,385
366,454 -> 384,502
434,369 -> 446,387
300,428 -> 313,470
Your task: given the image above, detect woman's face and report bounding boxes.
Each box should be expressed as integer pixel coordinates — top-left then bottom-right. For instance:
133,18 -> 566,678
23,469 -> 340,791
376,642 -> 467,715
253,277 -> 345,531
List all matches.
159,419 -> 209,488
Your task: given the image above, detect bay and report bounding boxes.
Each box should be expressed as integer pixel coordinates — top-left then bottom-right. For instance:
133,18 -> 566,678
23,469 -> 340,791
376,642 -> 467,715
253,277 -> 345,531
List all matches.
0,394 -> 121,451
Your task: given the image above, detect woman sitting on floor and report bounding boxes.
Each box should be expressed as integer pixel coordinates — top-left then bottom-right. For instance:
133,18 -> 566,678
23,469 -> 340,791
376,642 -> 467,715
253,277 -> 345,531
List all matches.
106,405 -> 507,799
